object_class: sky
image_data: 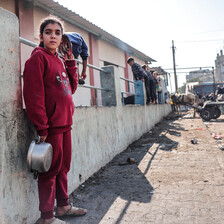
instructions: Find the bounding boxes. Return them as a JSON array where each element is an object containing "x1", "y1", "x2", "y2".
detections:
[{"x1": 56, "y1": 0, "x2": 224, "y2": 91}]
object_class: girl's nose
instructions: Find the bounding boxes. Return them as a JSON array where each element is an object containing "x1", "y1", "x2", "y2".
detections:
[{"x1": 51, "y1": 32, "x2": 56, "y2": 38}]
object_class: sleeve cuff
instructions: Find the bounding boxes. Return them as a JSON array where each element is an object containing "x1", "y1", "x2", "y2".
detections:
[
  {"x1": 37, "y1": 129, "x2": 48, "y2": 136},
  {"x1": 65, "y1": 60, "x2": 76, "y2": 67}
]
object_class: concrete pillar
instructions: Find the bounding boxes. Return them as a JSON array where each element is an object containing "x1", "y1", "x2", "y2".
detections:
[
  {"x1": 0, "y1": 7, "x2": 38, "y2": 224},
  {"x1": 100, "y1": 66, "x2": 122, "y2": 107}
]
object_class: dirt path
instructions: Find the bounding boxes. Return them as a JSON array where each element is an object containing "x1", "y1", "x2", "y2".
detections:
[{"x1": 62, "y1": 110, "x2": 224, "y2": 224}]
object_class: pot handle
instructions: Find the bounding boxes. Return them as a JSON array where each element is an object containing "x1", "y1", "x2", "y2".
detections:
[
  {"x1": 33, "y1": 171, "x2": 39, "y2": 179},
  {"x1": 36, "y1": 136, "x2": 41, "y2": 144}
]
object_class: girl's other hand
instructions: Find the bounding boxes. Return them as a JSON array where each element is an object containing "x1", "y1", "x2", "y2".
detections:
[
  {"x1": 64, "y1": 53, "x2": 74, "y2": 60},
  {"x1": 59, "y1": 34, "x2": 74, "y2": 60},
  {"x1": 40, "y1": 136, "x2": 47, "y2": 142}
]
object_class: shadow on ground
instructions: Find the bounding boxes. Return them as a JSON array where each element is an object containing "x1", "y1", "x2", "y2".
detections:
[
  {"x1": 62, "y1": 112, "x2": 183, "y2": 224},
  {"x1": 204, "y1": 118, "x2": 224, "y2": 123}
]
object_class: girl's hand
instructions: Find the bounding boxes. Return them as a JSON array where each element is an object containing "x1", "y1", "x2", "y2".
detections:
[
  {"x1": 64, "y1": 53, "x2": 74, "y2": 60},
  {"x1": 58, "y1": 34, "x2": 74, "y2": 60},
  {"x1": 40, "y1": 136, "x2": 47, "y2": 142}
]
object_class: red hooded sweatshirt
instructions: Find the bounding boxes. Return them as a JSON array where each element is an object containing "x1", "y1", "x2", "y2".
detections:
[{"x1": 23, "y1": 47, "x2": 78, "y2": 136}]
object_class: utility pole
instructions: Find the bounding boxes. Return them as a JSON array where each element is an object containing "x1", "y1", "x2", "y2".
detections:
[
  {"x1": 212, "y1": 66, "x2": 215, "y2": 95},
  {"x1": 168, "y1": 73, "x2": 173, "y2": 93},
  {"x1": 172, "y1": 40, "x2": 178, "y2": 93}
]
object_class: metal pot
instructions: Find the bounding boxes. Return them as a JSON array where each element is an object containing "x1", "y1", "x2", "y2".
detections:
[{"x1": 27, "y1": 137, "x2": 53, "y2": 174}]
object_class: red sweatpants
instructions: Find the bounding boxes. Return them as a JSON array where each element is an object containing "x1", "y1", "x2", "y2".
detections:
[{"x1": 38, "y1": 130, "x2": 72, "y2": 219}]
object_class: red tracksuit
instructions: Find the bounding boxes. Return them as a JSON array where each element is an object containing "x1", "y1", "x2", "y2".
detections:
[{"x1": 23, "y1": 47, "x2": 78, "y2": 219}]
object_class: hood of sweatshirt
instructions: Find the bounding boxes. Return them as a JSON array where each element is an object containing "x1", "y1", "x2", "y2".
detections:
[{"x1": 31, "y1": 47, "x2": 59, "y2": 57}]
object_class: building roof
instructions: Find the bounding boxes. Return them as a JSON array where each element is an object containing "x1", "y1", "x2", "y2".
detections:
[
  {"x1": 150, "y1": 66, "x2": 168, "y2": 75},
  {"x1": 189, "y1": 69, "x2": 211, "y2": 74},
  {"x1": 33, "y1": 0, "x2": 156, "y2": 63}
]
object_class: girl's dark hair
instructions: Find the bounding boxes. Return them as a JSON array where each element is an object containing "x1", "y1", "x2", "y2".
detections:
[{"x1": 39, "y1": 16, "x2": 64, "y2": 47}]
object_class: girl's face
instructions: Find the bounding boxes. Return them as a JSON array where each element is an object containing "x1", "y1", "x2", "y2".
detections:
[{"x1": 40, "y1": 23, "x2": 62, "y2": 54}]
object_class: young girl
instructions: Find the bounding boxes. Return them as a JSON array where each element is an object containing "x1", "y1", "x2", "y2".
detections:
[{"x1": 23, "y1": 16, "x2": 87, "y2": 224}]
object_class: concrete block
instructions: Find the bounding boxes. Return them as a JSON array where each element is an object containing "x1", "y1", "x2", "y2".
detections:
[{"x1": 134, "y1": 80, "x2": 145, "y2": 105}]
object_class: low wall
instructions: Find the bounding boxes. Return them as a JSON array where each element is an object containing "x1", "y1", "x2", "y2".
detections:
[
  {"x1": 69, "y1": 104, "x2": 171, "y2": 192},
  {"x1": 0, "y1": 8, "x2": 171, "y2": 224}
]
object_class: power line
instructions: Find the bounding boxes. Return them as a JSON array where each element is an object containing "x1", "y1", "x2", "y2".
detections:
[
  {"x1": 176, "y1": 39, "x2": 224, "y2": 43},
  {"x1": 189, "y1": 29, "x2": 224, "y2": 35},
  {"x1": 164, "y1": 66, "x2": 214, "y2": 70},
  {"x1": 169, "y1": 72, "x2": 191, "y2": 74}
]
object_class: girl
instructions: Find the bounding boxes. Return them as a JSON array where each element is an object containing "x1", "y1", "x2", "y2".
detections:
[{"x1": 23, "y1": 16, "x2": 87, "y2": 224}]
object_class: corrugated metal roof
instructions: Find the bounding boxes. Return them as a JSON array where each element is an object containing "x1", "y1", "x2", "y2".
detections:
[{"x1": 33, "y1": 0, "x2": 156, "y2": 62}]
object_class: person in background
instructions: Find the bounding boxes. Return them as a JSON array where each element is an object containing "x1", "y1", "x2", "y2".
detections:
[
  {"x1": 157, "y1": 76, "x2": 162, "y2": 104},
  {"x1": 153, "y1": 71, "x2": 158, "y2": 104},
  {"x1": 144, "y1": 64, "x2": 155, "y2": 104},
  {"x1": 127, "y1": 57, "x2": 145, "y2": 81},
  {"x1": 146, "y1": 66, "x2": 155, "y2": 99},
  {"x1": 142, "y1": 64, "x2": 152, "y2": 104},
  {"x1": 66, "y1": 32, "x2": 88, "y2": 82},
  {"x1": 127, "y1": 57, "x2": 151, "y2": 104},
  {"x1": 216, "y1": 85, "x2": 224, "y2": 95},
  {"x1": 166, "y1": 93, "x2": 172, "y2": 104},
  {"x1": 23, "y1": 16, "x2": 87, "y2": 224},
  {"x1": 216, "y1": 85, "x2": 224, "y2": 101}
]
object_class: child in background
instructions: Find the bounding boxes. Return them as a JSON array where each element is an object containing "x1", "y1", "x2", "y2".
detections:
[
  {"x1": 153, "y1": 71, "x2": 158, "y2": 104},
  {"x1": 23, "y1": 16, "x2": 87, "y2": 224},
  {"x1": 142, "y1": 64, "x2": 151, "y2": 105},
  {"x1": 127, "y1": 57, "x2": 145, "y2": 81},
  {"x1": 157, "y1": 76, "x2": 162, "y2": 104}
]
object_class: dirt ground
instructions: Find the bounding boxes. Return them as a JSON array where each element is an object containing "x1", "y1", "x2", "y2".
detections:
[{"x1": 58, "y1": 109, "x2": 224, "y2": 224}]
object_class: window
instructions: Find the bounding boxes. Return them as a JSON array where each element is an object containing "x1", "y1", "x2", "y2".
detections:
[{"x1": 104, "y1": 61, "x2": 118, "y2": 67}]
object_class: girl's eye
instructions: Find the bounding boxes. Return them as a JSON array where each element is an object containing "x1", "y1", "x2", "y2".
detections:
[
  {"x1": 45, "y1": 31, "x2": 50, "y2": 35},
  {"x1": 56, "y1": 31, "x2": 61, "y2": 35}
]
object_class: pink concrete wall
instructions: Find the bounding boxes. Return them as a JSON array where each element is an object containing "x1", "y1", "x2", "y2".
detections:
[
  {"x1": 88, "y1": 34, "x2": 101, "y2": 106},
  {"x1": 16, "y1": 0, "x2": 34, "y2": 73}
]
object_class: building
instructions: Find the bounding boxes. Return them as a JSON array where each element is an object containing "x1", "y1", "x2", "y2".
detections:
[
  {"x1": 192, "y1": 82, "x2": 224, "y2": 96},
  {"x1": 185, "y1": 82, "x2": 199, "y2": 94},
  {"x1": 0, "y1": 0, "x2": 155, "y2": 106},
  {"x1": 215, "y1": 50, "x2": 224, "y2": 82},
  {"x1": 186, "y1": 69, "x2": 213, "y2": 83}
]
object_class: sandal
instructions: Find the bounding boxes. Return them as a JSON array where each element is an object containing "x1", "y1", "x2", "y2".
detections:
[{"x1": 55, "y1": 204, "x2": 87, "y2": 218}]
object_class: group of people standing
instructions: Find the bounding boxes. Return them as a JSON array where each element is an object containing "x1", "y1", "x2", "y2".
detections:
[{"x1": 127, "y1": 57, "x2": 162, "y2": 105}]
